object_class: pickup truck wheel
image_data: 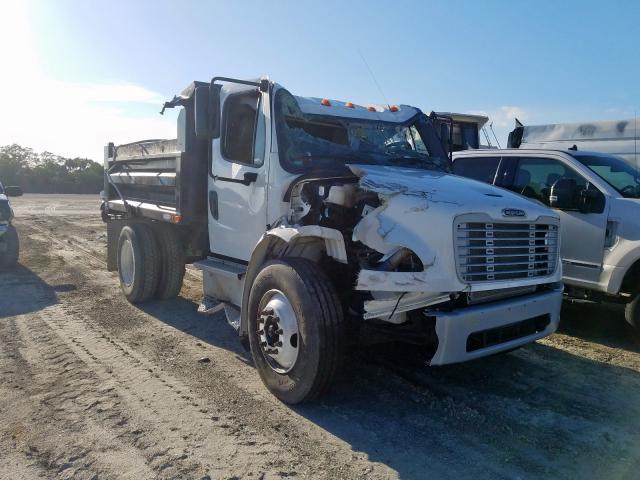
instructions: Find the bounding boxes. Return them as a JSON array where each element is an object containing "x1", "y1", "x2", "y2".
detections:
[
  {"x1": 248, "y1": 258, "x2": 345, "y2": 404},
  {"x1": 117, "y1": 223, "x2": 160, "y2": 303},
  {"x1": 0, "y1": 225, "x2": 19, "y2": 270},
  {"x1": 625, "y1": 294, "x2": 640, "y2": 329},
  {"x1": 154, "y1": 226, "x2": 185, "y2": 300}
]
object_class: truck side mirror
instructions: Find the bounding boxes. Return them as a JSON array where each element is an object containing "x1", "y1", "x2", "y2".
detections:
[
  {"x1": 194, "y1": 86, "x2": 211, "y2": 140},
  {"x1": 549, "y1": 178, "x2": 577, "y2": 209},
  {"x1": 4, "y1": 186, "x2": 23, "y2": 197},
  {"x1": 578, "y1": 188, "x2": 605, "y2": 214}
]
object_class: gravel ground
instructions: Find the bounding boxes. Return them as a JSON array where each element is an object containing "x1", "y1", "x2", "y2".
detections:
[{"x1": 2, "y1": 194, "x2": 640, "y2": 479}]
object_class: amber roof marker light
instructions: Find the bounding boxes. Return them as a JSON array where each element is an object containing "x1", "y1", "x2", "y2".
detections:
[{"x1": 320, "y1": 98, "x2": 331, "y2": 106}]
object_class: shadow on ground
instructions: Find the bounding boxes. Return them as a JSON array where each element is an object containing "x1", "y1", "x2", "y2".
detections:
[
  {"x1": 559, "y1": 301, "x2": 640, "y2": 353},
  {"x1": 137, "y1": 297, "x2": 252, "y2": 364},
  {"x1": 0, "y1": 264, "x2": 75, "y2": 317}
]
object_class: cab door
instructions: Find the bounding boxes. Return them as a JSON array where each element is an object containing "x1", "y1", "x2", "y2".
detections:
[
  {"x1": 208, "y1": 82, "x2": 270, "y2": 261},
  {"x1": 505, "y1": 155, "x2": 609, "y2": 285}
]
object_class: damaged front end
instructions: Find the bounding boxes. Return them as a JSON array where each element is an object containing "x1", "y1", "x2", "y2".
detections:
[
  {"x1": 279, "y1": 161, "x2": 563, "y2": 365},
  {"x1": 269, "y1": 88, "x2": 562, "y2": 365}
]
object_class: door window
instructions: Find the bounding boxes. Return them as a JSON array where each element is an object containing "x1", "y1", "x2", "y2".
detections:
[
  {"x1": 409, "y1": 125, "x2": 429, "y2": 154},
  {"x1": 222, "y1": 91, "x2": 261, "y2": 165},
  {"x1": 452, "y1": 157, "x2": 500, "y2": 184},
  {"x1": 511, "y1": 157, "x2": 597, "y2": 208}
]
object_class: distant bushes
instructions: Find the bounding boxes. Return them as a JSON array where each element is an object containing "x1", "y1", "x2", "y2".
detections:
[{"x1": 0, "y1": 144, "x2": 102, "y2": 194}]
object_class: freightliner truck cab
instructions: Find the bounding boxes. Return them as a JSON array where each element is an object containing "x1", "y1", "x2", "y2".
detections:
[{"x1": 103, "y1": 77, "x2": 563, "y2": 403}]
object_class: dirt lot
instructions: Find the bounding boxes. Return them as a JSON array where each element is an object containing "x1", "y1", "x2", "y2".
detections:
[{"x1": 2, "y1": 194, "x2": 640, "y2": 479}]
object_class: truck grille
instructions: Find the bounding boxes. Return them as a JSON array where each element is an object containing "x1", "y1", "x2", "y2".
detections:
[{"x1": 455, "y1": 219, "x2": 558, "y2": 283}]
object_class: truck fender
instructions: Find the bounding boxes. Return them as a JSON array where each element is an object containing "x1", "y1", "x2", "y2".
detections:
[
  {"x1": 614, "y1": 251, "x2": 640, "y2": 294},
  {"x1": 263, "y1": 225, "x2": 348, "y2": 264},
  {"x1": 238, "y1": 225, "x2": 347, "y2": 337}
]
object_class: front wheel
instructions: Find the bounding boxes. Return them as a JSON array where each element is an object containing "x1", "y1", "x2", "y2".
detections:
[
  {"x1": 0, "y1": 225, "x2": 19, "y2": 270},
  {"x1": 248, "y1": 258, "x2": 345, "y2": 404}
]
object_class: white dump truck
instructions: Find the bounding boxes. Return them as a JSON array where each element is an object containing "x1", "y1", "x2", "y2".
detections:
[
  {"x1": 0, "y1": 181, "x2": 22, "y2": 270},
  {"x1": 102, "y1": 77, "x2": 563, "y2": 403}
]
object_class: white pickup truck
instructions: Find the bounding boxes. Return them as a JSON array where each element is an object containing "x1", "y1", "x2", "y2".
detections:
[
  {"x1": 102, "y1": 77, "x2": 563, "y2": 403},
  {"x1": 453, "y1": 148, "x2": 640, "y2": 328},
  {"x1": 0, "y1": 181, "x2": 21, "y2": 270}
]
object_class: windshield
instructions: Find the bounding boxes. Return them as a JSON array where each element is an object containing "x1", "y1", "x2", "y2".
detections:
[
  {"x1": 572, "y1": 153, "x2": 640, "y2": 198},
  {"x1": 274, "y1": 89, "x2": 448, "y2": 173}
]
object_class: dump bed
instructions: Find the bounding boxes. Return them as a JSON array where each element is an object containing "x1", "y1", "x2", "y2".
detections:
[{"x1": 104, "y1": 88, "x2": 209, "y2": 226}]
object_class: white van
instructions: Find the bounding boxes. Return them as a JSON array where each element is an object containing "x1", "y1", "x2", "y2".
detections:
[{"x1": 452, "y1": 148, "x2": 640, "y2": 328}]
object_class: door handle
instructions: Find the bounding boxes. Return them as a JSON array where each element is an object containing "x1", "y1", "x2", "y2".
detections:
[{"x1": 209, "y1": 190, "x2": 219, "y2": 220}]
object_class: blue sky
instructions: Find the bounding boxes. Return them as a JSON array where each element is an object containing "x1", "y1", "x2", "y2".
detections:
[{"x1": 1, "y1": 0, "x2": 638, "y2": 160}]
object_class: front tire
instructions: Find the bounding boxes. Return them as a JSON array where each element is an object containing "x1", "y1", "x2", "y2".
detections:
[
  {"x1": 0, "y1": 225, "x2": 19, "y2": 270},
  {"x1": 117, "y1": 223, "x2": 160, "y2": 303},
  {"x1": 248, "y1": 258, "x2": 345, "y2": 404}
]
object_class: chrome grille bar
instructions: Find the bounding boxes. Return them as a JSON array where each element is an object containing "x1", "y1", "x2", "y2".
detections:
[{"x1": 455, "y1": 219, "x2": 559, "y2": 283}]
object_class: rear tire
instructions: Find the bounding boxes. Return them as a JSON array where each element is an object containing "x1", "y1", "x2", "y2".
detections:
[
  {"x1": 248, "y1": 258, "x2": 345, "y2": 404},
  {"x1": 625, "y1": 293, "x2": 640, "y2": 329},
  {"x1": 154, "y1": 226, "x2": 185, "y2": 300},
  {"x1": 0, "y1": 225, "x2": 19, "y2": 270},
  {"x1": 117, "y1": 223, "x2": 160, "y2": 303}
]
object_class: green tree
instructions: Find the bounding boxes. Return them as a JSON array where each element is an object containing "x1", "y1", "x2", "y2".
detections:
[{"x1": 0, "y1": 144, "x2": 103, "y2": 194}]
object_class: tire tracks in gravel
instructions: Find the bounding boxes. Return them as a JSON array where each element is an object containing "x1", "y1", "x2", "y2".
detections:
[
  {"x1": 28, "y1": 304, "x2": 291, "y2": 479},
  {"x1": 6, "y1": 219, "x2": 398, "y2": 479}
]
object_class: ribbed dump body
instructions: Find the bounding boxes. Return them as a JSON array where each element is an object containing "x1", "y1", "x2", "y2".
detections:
[
  {"x1": 104, "y1": 107, "x2": 209, "y2": 225},
  {"x1": 455, "y1": 217, "x2": 559, "y2": 283}
]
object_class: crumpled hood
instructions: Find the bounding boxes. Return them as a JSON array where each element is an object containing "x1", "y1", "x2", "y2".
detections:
[
  {"x1": 348, "y1": 164, "x2": 556, "y2": 222},
  {"x1": 349, "y1": 163, "x2": 561, "y2": 293}
]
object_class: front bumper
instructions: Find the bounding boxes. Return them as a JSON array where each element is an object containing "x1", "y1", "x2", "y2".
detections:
[{"x1": 429, "y1": 285, "x2": 563, "y2": 365}]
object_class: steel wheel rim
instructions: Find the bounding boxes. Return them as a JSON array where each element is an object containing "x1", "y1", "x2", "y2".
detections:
[
  {"x1": 257, "y1": 289, "x2": 299, "y2": 374},
  {"x1": 120, "y1": 239, "x2": 135, "y2": 287}
]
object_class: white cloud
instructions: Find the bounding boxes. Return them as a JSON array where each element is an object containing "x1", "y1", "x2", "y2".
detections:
[
  {"x1": 470, "y1": 106, "x2": 529, "y2": 128},
  {"x1": 0, "y1": 1, "x2": 176, "y2": 161},
  {"x1": 0, "y1": 79, "x2": 177, "y2": 161}
]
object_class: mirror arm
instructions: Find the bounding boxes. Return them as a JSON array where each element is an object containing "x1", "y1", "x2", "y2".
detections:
[{"x1": 213, "y1": 172, "x2": 258, "y2": 186}]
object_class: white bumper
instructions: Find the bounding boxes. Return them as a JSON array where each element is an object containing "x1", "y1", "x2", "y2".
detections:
[{"x1": 429, "y1": 285, "x2": 563, "y2": 366}]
